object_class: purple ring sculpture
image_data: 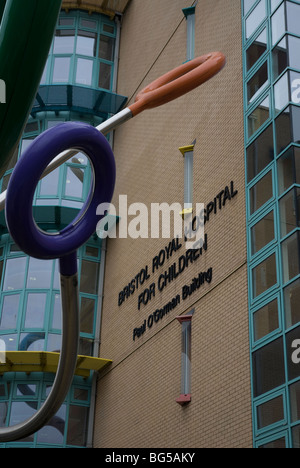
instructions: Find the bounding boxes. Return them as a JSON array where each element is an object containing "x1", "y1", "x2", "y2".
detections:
[
  {"x1": 5, "y1": 121, "x2": 116, "y2": 274},
  {"x1": 0, "y1": 122, "x2": 115, "y2": 442}
]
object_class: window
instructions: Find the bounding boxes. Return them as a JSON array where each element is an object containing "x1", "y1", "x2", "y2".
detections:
[
  {"x1": 26, "y1": 258, "x2": 52, "y2": 289},
  {"x1": 245, "y1": 0, "x2": 267, "y2": 40},
  {"x1": 247, "y1": 61, "x2": 269, "y2": 104},
  {"x1": 253, "y1": 298, "x2": 279, "y2": 342},
  {"x1": 246, "y1": 28, "x2": 267, "y2": 72},
  {"x1": 249, "y1": 170, "x2": 273, "y2": 215},
  {"x1": 274, "y1": 70, "x2": 300, "y2": 113},
  {"x1": 257, "y1": 435, "x2": 287, "y2": 448},
  {"x1": 251, "y1": 210, "x2": 275, "y2": 255},
  {"x1": 277, "y1": 146, "x2": 300, "y2": 196},
  {"x1": 256, "y1": 394, "x2": 285, "y2": 430},
  {"x1": 281, "y1": 231, "x2": 300, "y2": 284},
  {"x1": 271, "y1": 2, "x2": 285, "y2": 46},
  {"x1": 279, "y1": 187, "x2": 300, "y2": 237},
  {"x1": 80, "y1": 260, "x2": 99, "y2": 295},
  {"x1": 44, "y1": 12, "x2": 116, "y2": 91},
  {"x1": 52, "y1": 57, "x2": 71, "y2": 83},
  {"x1": 290, "y1": 380, "x2": 300, "y2": 422},
  {"x1": 253, "y1": 337, "x2": 285, "y2": 397},
  {"x1": 244, "y1": 0, "x2": 257, "y2": 16},
  {"x1": 275, "y1": 106, "x2": 300, "y2": 156},
  {"x1": 76, "y1": 30, "x2": 98, "y2": 57},
  {"x1": 75, "y1": 58, "x2": 93, "y2": 86},
  {"x1": 252, "y1": 253, "x2": 277, "y2": 298},
  {"x1": 284, "y1": 278, "x2": 300, "y2": 328},
  {"x1": 53, "y1": 29, "x2": 75, "y2": 54},
  {"x1": 98, "y1": 62, "x2": 112, "y2": 90},
  {"x1": 273, "y1": 35, "x2": 300, "y2": 80},
  {"x1": 3, "y1": 257, "x2": 26, "y2": 291},
  {"x1": 248, "y1": 94, "x2": 270, "y2": 139},
  {"x1": 0, "y1": 294, "x2": 20, "y2": 330},
  {"x1": 24, "y1": 293, "x2": 47, "y2": 329},
  {"x1": 247, "y1": 124, "x2": 274, "y2": 182},
  {"x1": 80, "y1": 297, "x2": 95, "y2": 335}
]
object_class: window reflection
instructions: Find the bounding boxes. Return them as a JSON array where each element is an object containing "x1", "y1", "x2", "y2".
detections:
[
  {"x1": 252, "y1": 253, "x2": 277, "y2": 298},
  {"x1": 257, "y1": 395, "x2": 284, "y2": 430},
  {"x1": 282, "y1": 232, "x2": 300, "y2": 284},
  {"x1": 247, "y1": 124, "x2": 274, "y2": 182},
  {"x1": 67, "y1": 405, "x2": 88, "y2": 446},
  {"x1": 99, "y1": 62, "x2": 112, "y2": 90},
  {"x1": 286, "y1": 1, "x2": 300, "y2": 36},
  {"x1": 271, "y1": 2, "x2": 285, "y2": 46},
  {"x1": 24, "y1": 293, "x2": 47, "y2": 329},
  {"x1": 253, "y1": 337, "x2": 285, "y2": 397},
  {"x1": 65, "y1": 166, "x2": 85, "y2": 198},
  {"x1": 47, "y1": 333, "x2": 61, "y2": 353},
  {"x1": 19, "y1": 333, "x2": 45, "y2": 351},
  {"x1": 248, "y1": 95, "x2": 270, "y2": 138},
  {"x1": 0, "y1": 294, "x2": 20, "y2": 330},
  {"x1": 246, "y1": 28, "x2": 267, "y2": 72},
  {"x1": 76, "y1": 30, "x2": 97, "y2": 57},
  {"x1": 53, "y1": 29, "x2": 75, "y2": 54},
  {"x1": 246, "y1": 0, "x2": 266, "y2": 40},
  {"x1": 250, "y1": 170, "x2": 273, "y2": 215},
  {"x1": 271, "y1": 0, "x2": 283, "y2": 12},
  {"x1": 52, "y1": 293, "x2": 61, "y2": 330},
  {"x1": 276, "y1": 106, "x2": 300, "y2": 156},
  {"x1": 279, "y1": 188, "x2": 300, "y2": 237},
  {"x1": 244, "y1": 0, "x2": 258, "y2": 16},
  {"x1": 274, "y1": 70, "x2": 300, "y2": 113},
  {"x1": 3, "y1": 257, "x2": 26, "y2": 291},
  {"x1": 80, "y1": 297, "x2": 95, "y2": 334},
  {"x1": 75, "y1": 58, "x2": 93, "y2": 86},
  {"x1": 80, "y1": 260, "x2": 99, "y2": 295},
  {"x1": 253, "y1": 298, "x2": 279, "y2": 341},
  {"x1": 247, "y1": 61, "x2": 268, "y2": 104},
  {"x1": 26, "y1": 258, "x2": 52, "y2": 289},
  {"x1": 251, "y1": 210, "x2": 275, "y2": 255},
  {"x1": 39, "y1": 167, "x2": 60, "y2": 197},
  {"x1": 99, "y1": 35, "x2": 115, "y2": 61},
  {"x1": 9, "y1": 402, "x2": 36, "y2": 442},
  {"x1": 53, "y1": 57, "x2": 71, "y2": 83},
  {"x1": 284, "y1": 278, "x2": 300, "y2": 328},
  {"x1": 37, "y1": 404, "x2": 66, "y2": 445}
]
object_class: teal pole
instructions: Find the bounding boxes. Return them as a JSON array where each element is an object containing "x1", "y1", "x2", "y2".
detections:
[{"x1": 0, "y1": 0, "x2": 62, "y2": 177}]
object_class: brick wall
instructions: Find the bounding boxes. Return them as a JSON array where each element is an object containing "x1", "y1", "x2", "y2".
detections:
[{"x1": 93, "y1": 0, "x2": 252, "y2": 448}]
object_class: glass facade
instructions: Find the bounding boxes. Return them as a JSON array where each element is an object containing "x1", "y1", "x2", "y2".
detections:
[
  {"x1": 243, "y1": 0, "x2": 300, "y2": 448},
  {"x1": 0, "y1": 8, "x2": 118, "y2": 448}
]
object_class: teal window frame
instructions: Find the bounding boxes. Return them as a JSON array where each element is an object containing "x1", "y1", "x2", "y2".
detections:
[
  {"x1": 0, "y1": 233, "x2": 102, "y2": 352},
  {"x1": 250, "y1": 292, "x2": 282, "y2": 347},
  {"x1": 255, "y1": 429, "x2": 289, "y2": 447},
  {"x1": 254, "y1": 388, "x2": 287, "y2": 437},
  {"x1": 242, "y1": 0, "x2": 300, "y2": 448},
  {"x1": 0, "y1": 373, "x2": 92, "y2": 448},
  {"x1": 42, "y1": 10, "x2": 116, "y2": 91}
]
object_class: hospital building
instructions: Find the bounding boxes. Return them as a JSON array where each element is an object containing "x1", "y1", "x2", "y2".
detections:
[{"x1": 0, "y1": 0, "x2": 300, "y2": 448}]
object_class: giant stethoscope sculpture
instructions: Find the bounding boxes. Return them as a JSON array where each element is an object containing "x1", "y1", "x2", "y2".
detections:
[{"x1": 0, "y1": 52, "x2": 226, "y2": 441}]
